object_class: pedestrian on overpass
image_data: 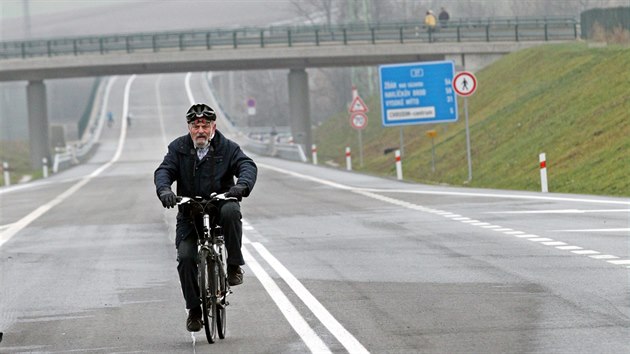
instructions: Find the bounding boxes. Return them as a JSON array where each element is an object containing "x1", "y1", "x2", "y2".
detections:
[
  {"x1": 154, "y1": 103, "x2": 257, "y2": 332},
  {"x1": 439, "y1": 7, "x2": 450, "y2": 28},
  {"x1": 424, "y1": 10, "x2": 437, "y2": 38}
]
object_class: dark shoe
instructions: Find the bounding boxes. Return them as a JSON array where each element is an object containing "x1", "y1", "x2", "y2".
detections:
[
  {"x1": 227, "y1": 265, "x2": 244, "y2": 286},
  {"x1": 186, "y1": 306, "x2": 202, "y2": 332}
]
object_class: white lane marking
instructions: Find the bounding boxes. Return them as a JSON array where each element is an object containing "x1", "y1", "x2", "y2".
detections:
[
  {"x1": 250, "y1": 241, "x2": 370, "y2": 354},
  {"x1": 553, "y1": 228, "x2": 630, "y2": 232},
  {"x1": 571, "y1": 250, "x2": 600, "y2": 255},
  {"x1": 185, "y1": 72, "x2": 195, "y2": 104},
  {"x1": 608, "y1": 260, "x2": 630, "y2": 265},
  {"x1": 241, "y1": 240, "x2": 331, "y2": 354},
  {"x1": 504, "y1": 231, "x2": 525, "y2": 235},
  {"x1": 486, "y1": 209, "x2": 630, "y2": 214},
  {"x1": 493, "y1": 228, "x2": 513, "y2": 232},
  {"x1": 366, "y1": 188, "x2": 630, "y2": 206},
  {"x1": 154, "y1": 74, "x2": 168, "y2": 147},
  {"x1": 541, "y1": 241, "x2": 566, "y2": 246},
  {"x1": 589, "y1": 255, "x2": 619, "y2": 260},
  {"x1": 514, "y1": 234, "x2": 539, "y2": 238},
  {"x1": 556, "y1": 246, "x2": 583, "y2": 250},
  {"x1": 0, "y1": 75, "x2": 136, "y2": 249},
  {"x1": 0, "y1": 223, "x2": 16, "y2": 231},
  {"x1": 528, "y1": 238, "x2": 554, "y2": 242}
]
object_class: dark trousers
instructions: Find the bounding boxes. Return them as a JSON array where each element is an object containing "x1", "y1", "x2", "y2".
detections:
[{"x1": 176, "y1": 201, "x2": 244, "y2": 309}]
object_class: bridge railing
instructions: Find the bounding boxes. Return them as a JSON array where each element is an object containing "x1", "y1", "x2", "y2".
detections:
[{"x1": 0, "y1": 16, "x2": 578, "y2": 60}]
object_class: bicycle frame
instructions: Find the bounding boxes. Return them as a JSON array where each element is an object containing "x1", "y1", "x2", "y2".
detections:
[
  {"x1": 177, "y1": 193, "x2": 233, "y2": 343},
  {"x1": 201, "y1": 212, "x2": 229, "y2": 299}
]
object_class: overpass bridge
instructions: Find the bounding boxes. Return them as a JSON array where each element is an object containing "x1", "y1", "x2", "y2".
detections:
[{"x1": 0, "y1": 16, "x2": 579, "y2": 168}]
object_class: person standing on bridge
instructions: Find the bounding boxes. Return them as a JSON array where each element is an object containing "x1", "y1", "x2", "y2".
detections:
[
  {"x1": 424, "y1": 10, "x2": 437, "y2": 39},
  {"x1": 154, "y1": 103, "x2": 257, "y2": 332},
  {"x1": 438, "y1": 7, "x2": 450, "y2": 28}
]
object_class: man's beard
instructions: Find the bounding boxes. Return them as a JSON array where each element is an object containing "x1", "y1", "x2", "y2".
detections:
[
  {"x1": 194, "y1": 138, "x2": 209, "y2": 149},
  {"x1": 193, "y1": 131, "x2": 214, "y2": 148}
]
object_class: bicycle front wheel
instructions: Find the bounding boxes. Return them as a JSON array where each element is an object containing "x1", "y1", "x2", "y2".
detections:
[
  {"x1": 216, "y1": 263, "x2": 227, "y2": 339},
  {"x1": 200, "y1": 249, "x2": 217, "y2": 344},
  {"x1": 210, "y1": 258, "x2": 227, "y2": 339}
]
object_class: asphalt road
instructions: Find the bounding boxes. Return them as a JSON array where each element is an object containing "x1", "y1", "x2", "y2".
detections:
[{"x1": 1, "y1": 73, "x2": 629, "y2": 353}]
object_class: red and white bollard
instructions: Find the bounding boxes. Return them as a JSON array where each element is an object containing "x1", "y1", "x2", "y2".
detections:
[
  {"x1": 311, "y1": 144, "x2": 318, "y2": 165},
  {"x1": 539, "y1": 153, "x2": 548, "y2": 193},
  {"x1": 345, "y1": 147, "x2": 352, "y2": 171},
  {"x1": 395, "y1": 149, "x2": 403, "y2": 180}
]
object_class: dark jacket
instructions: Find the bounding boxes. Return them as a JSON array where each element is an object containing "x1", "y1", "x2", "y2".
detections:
[{"x1": 154, "y1": 130, "x2": 257, "y2": 246}]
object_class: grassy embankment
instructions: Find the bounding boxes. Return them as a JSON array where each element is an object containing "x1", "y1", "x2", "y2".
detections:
[{"x1": 314, "y1": 43, "x2": 630, "y2": 197}]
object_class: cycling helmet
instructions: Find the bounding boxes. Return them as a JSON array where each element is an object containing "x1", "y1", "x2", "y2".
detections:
[{"x1": 186, "y1": 103, "x2": 216, "y2": 123}]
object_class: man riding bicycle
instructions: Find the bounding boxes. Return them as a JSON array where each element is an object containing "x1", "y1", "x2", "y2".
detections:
[{"x1": 154, "y1": 103, "x2": 257, "y2": 332}]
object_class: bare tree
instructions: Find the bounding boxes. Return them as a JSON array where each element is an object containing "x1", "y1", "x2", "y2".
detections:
[{"x1": 290, "y1": 0, "x2": 336, "y2": 27}]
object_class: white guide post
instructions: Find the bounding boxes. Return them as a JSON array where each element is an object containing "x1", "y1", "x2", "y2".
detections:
[
  {"x1": 311, "y1": 144, "x2": 318, "y2": 165},
  {"x1": 2, "y1": 162, "x2": 10, "y2": 186},
  {"x1": 345, "y1": 147, "x2": 352, "y2": 171},
  {"x1": 42, "y1": 158, "x2": 49, "y2": 178},
  {"x1": 395, "y1": 149, "x2": 403, "y2": 180},
  {"x1": 539, "y1": 153, "x2": 548, "y2": 193}
]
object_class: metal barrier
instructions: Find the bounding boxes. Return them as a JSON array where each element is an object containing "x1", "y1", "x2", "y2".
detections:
[{"x1": 0, "y1": 16, "x2": 579, "y2": 60}]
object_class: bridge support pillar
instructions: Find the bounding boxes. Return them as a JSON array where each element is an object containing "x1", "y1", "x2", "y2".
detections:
[
  {"x1": 27, "y1": 80, "x2": 50, "y2": 169},
  {"x1": 288, "y1": 68, "x2": 311, "y2": 156}
]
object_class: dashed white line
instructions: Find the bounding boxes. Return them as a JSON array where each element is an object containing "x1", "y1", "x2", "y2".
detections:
[
  {"x1": 554, "y1": 228, "x2": 630, "y2": 232},
  {"x1": 486, "y1": 209, "x2": 630, "y2": 214},
  {"x1": 571, "y1": 250, "x2": 600, "y2": 255},
  {"x1": 257, "y1": 162, "x2": 630, "y2": 268},
  {"x1": 556, "y1": 246, "x2": 583, "y2": 250},
  {"x1": 589, "y1": 255, "x2": 619, "y2": 260},
  {"x1": 607, "y1": 260, "x2": 630, "y2": 265},
  {"x1": 541, "y1": 241, "x2": 567, "y2": 246},
  {"x1": 514, "y1": 234, "x2": 538, "y2": 238}
]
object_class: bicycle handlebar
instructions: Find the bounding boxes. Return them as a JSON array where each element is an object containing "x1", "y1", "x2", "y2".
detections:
[{"x1": 176, "y1": 193, "x2": 237, "y2": 206}]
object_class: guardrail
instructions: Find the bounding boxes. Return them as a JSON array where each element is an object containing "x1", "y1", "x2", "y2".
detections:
[{"x1": 0, "y1": 16, "x2": 579, "y2": 60}]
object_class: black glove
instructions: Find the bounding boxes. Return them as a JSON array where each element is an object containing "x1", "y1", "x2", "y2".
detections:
[
  {"x1": 159, "y1": 188, "x2": 177, "y2": 208},
  {"x1": 225, "y1": 184, "x2": 249, "y2": 200}
]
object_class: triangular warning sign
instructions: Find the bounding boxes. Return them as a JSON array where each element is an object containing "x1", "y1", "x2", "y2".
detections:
[{"x1": 349, "y1": 96, "x2": 369, "y2": 113}]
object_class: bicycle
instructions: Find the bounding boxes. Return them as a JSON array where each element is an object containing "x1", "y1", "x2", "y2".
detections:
[{"x1": 177, "y1": 193, "x2": 234, "y2": 344}]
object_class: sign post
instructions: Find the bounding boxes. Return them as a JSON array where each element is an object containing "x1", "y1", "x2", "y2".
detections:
[
  {"x1": 349, "y1": 89, "x2": 369, "y2": 167},
  {"x1": 426, "y1": 130, "x2": 437, "y2": 172},
  {"x1": 247, "y1": 97, "x2": 256, "y2": 116},
  {"x1": 453, "y1": 71, "x2": 477, "y2": 182}
]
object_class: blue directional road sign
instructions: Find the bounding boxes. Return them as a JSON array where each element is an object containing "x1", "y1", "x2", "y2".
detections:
[{"x1": 379, "y1": 60, "x2": 457, "y2": 126}]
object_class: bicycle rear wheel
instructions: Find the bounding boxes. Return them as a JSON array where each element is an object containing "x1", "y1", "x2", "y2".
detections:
[{"x1": 199, "y1": 249, "x2": 217, "y2": 344}]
